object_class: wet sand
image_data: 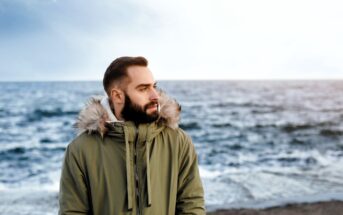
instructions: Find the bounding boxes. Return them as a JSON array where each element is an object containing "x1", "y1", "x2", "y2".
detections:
[
  {"x1": 208, "y1": 201, "x2": 343, "y2": 215},
  {"x1": 1, "y1": 190, "x2": 343, "y2": 215}
]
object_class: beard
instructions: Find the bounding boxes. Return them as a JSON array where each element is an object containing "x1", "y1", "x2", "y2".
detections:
[{"x1": 121, "y1": 93, "x2": 159, "y2": 124}]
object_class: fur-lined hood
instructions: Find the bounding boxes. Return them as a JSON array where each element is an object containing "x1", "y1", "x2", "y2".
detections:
[{"x1": 75, "y1": 91, "x2": 181, "y2": 136}]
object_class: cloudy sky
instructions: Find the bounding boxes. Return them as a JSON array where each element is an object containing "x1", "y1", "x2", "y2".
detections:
[{"x1": 0, "y1": 0, "x2": 342, "y2": 81}]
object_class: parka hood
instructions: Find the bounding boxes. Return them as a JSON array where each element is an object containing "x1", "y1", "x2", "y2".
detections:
[{"x1": 74, "y1": 91, "x2": 181, "y2": 136}]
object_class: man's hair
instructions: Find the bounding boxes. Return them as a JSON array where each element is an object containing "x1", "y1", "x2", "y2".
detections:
[{"x1": 103, "y1": 56, "x2": 148, "y2": 96}]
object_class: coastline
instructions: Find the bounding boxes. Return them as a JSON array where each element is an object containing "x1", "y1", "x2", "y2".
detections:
[
  {"x1": 207, "y1": 192, "x2": 343, "y2": 214},
  {"x1": 1, "y1": 190, "x2": 343, "y2": 215},
  {"x1": 208, "y1": 201, "x2": 343, "y2": 215}
]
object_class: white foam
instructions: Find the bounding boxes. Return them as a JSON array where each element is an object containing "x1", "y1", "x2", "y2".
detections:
[
  {"x1": 40, "y1": 169, "x2": 61, "y2": 191},
  {"x1": 0, "y1": 182, "x2": 7, "y2": 191},
  {"x1": 0, "y1": 169, "x2": 62, "y2": 192},
  {"x1": 201, "y1": 165, "x2": 343, "y2": 208},
  {"x1": 199, "y1": 166, "x2": 222, "y2": 179}
]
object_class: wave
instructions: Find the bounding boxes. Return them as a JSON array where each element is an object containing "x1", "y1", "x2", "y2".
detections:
[
  {"x1": 180, "y1": 122, "x2": 201, "y2": 130},
  {"x1": 0, "y1": 108, "x2": 10, "y2": 118},
  {"x1": 320, "y1": 129, "x2": 343, "y2": 137},
  {"x1": 212, "y1": 123, "x2": 233, "y2": 128},
  {"x1": 281, "y1": 122, "x2": 332, "y2": 133},
  {"x1": 26, "y1": 108, "x2": 78, "y2": 122},
  {"x1": 210, "y1": 101, "x2": 283, "y2": 110},
  {"x1": 1, "y1": 147, "x2": 26, "y2": 155},
  {"x1": 40, "y1": 138, "x2": 58, "y2": 144},
  {"x1": 281, "y1": 124, "x2": 314, "y2": 132},
  {"x1": 0, "y1": 145, "x2": 66, "y2": 161}
]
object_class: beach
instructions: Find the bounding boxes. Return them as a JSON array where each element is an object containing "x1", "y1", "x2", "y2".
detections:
[
  {"x1": 1, "y1": 190, "x2": 343, "y2": 215},
  {"x1": 209, "y1": 201, "x2": 343, "y2": 215}
]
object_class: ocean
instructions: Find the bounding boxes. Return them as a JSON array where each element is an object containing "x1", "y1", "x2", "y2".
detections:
[{"x1": 1, "y1": 81, "x2": 343, "y2": 214}]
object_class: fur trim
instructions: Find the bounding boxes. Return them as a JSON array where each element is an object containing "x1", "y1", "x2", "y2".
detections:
[
  {"x1": 74, "y1": 96, "x2": 109, "y2": 136},
  {"x1": 157, "y1": 91, "x2": 181, "y2": 129},
  {"x1": 74, "y1": 92, "x2": 181, "y2": 135}
]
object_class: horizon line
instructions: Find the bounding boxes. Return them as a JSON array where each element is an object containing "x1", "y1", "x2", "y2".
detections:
[{"x1": 1, "y1": 78, "x2": 343, "y2": 82}]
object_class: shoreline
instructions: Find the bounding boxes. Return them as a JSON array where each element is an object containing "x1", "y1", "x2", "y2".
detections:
[
  {"x1": 208, "y1": 201, "x2": 343, "y2": 215},
  {"x1": 1, "y1": 190, "x2": 343, "y2": 215},
  {"x1": 206, "y1": 192, "x2": 343, "y2": 212}
]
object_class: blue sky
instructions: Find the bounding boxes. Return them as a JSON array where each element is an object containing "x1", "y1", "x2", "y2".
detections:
[{"x1": 0, "y1": 0, "x2": 343, "y2": 81}]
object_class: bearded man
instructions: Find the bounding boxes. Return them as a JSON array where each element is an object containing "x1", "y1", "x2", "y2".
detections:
[{"x1": 58, "y1": 56, "x2": 205, "y2": 215}]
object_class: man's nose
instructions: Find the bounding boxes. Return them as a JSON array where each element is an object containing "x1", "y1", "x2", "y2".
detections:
[{"x1": 150, "y1": 88, "x2": 159, "y2": 101}]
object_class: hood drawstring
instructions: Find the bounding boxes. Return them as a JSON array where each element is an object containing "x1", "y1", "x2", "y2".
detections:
[
  {"x1": 123, "y1": 124, "x2": 154, "y2": 210},
  {"x1": 123, "y1": 126, "x2": 133, "y2": 210},
  {"x1": 146, "y1": 140, "x2": 152, "y2": 207}
]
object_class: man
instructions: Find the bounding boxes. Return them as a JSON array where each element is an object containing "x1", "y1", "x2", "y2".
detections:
[{"x1": 59, "y1": 56, "x2": 205, "y2": 214}]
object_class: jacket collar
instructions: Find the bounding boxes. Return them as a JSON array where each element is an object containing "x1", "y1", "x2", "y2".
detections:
[{"x1": 74, "y1": 90, "x2": 181, "y2": 136}]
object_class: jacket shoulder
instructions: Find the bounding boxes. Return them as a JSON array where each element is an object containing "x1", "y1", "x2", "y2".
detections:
[
  {"x1": 67, "y1": 132, "x2": 101, "y2": 155},
  {"x1": 162, "y1": 126, "x2": 193, "y2": 148},
  {"x1": 63, "y1": 132, "x2": 102, "y2": 173}
]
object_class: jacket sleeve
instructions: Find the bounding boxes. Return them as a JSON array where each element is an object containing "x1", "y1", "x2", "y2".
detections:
[
  {"x1": 59, "y1": 142, "x2": 90, "y2": 215},
  {"x1": 176, "y1": 133, "x2": 206, "y2": 214}
]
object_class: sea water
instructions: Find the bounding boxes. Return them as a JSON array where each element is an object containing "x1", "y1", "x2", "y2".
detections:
[{"x1": 1, "y1": 81, "x2": 343, "y2": 213}]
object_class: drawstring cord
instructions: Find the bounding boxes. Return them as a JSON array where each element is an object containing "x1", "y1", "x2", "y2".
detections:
[
  {"x1": 146, "y1": 140, "x2": 152, "y2": 207},
  {"x1": 124, "y1": 126, "x2": 133, "y2": 210},
  {"x1": 123, "y1": 124, "x2": 153, "y2": 210}
]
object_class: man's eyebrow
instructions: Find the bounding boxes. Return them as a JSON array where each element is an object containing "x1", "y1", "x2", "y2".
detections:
[{"x1": 135, "y1": 82, "x2": 157, "y2": 89}]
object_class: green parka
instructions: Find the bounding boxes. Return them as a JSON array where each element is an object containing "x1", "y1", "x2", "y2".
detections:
[{"x1": 59, "y1": 93, "x2": 205, "y2": 215}]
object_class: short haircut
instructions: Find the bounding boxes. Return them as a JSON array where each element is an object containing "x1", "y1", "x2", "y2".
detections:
[{"x1": 103, "y1": 56, "x2": 148, "y2": 96}]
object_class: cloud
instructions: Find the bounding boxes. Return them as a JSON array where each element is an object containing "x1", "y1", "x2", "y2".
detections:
[
  {"x1": 0, "y1": 0, "x2": 162, "y2": 80},
  {"x1": 0, "y1": 0, "x2": 343, "y2": 80}
]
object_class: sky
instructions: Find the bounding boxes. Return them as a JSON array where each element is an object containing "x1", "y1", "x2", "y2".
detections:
[{"x1": 0, "y1": 0, "x2": 343, "y2": 81}]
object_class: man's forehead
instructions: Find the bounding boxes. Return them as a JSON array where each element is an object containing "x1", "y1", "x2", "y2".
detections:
[{"x1": 126, "y1": 66, "x2": 155, "y2": 86}]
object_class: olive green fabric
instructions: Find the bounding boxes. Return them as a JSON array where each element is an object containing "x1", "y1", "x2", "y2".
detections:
[{"x1": 59, "y1": 120, "x2": 205, "y2": 214}]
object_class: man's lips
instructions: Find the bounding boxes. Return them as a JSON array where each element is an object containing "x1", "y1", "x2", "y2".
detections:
[
  {"x1": 147, "y1": 104, "x2": 158, "y2": 109},
  {"x1": 146, "y1": 103, "x2": 159, "y2": 110}
]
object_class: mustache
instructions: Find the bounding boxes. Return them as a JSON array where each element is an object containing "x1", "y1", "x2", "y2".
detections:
[{"x1": 145, "y1": 101, "x2": 159, "y2": 109}]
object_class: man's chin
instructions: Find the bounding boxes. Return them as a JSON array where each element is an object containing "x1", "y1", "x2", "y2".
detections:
[
  {"x1": 147, "y1": 113, "x2": 159, "y2": 120},
  {"x1": 146, "y1": 109, "x2": 158, "y2": 115},
  {"x1": 145, "y1": 110, "x2": 159, "y2": 120}
]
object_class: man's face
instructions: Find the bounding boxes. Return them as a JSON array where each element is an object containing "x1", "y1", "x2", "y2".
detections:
[{"x1": 120, "y1": 66, "x2": 160, "y2": 124}]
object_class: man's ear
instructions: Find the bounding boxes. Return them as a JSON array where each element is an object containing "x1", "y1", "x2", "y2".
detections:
[{"x1": 110, "y1": 88, "x2": 125, "y2": 104}]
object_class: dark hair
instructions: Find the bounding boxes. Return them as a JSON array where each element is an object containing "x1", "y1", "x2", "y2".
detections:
[{"x1": 103, "y1": 56, "x2": 148, "y2": 96}]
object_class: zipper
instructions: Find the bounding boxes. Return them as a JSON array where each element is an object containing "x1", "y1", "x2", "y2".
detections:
[{"x1": 134, "y1": 126, "x2": 141, "y2": 215}]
